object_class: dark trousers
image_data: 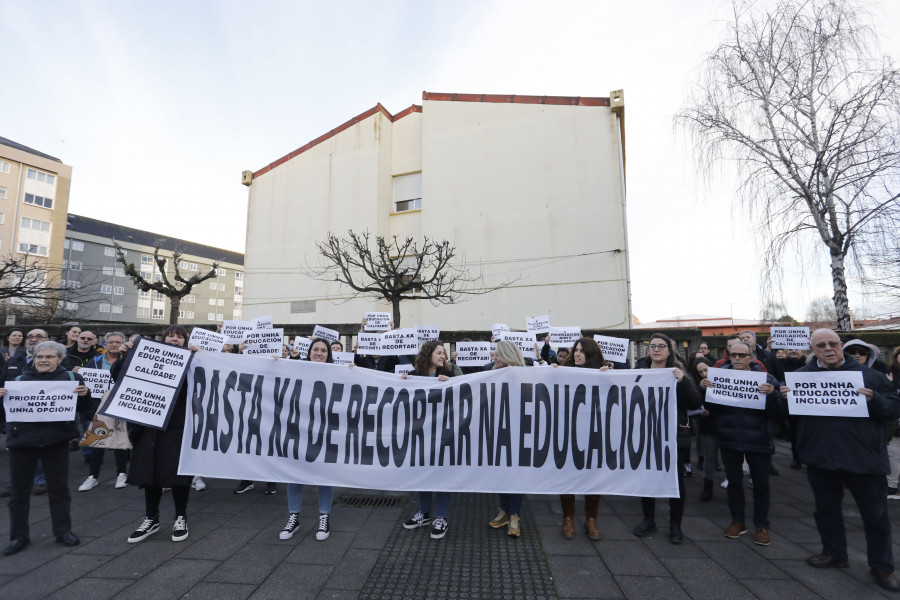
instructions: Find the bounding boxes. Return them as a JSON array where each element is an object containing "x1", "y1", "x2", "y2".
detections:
[
  {"x1": 145, "y1": 486, "x2": 190, "y2": 518},
  {"x1": 8, "y1": 441, "x2": 71, "y2": 538},
  {"x1": 806, "y1": 465, "x2": 894, "y2": 572},
  {"x1": 642, "y1": 447, "x2": 687, "y2": 525},
  {"x1": 88, "y1": 448, "x2": 129, "y2": 478},
  {"x1": 721, "y1": 448, "x2": 770, "y2": 529}
]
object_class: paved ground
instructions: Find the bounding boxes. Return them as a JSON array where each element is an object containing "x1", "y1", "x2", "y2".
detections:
[{"x1": 1, "y1": 440, "x2": 899, "y2": 599}]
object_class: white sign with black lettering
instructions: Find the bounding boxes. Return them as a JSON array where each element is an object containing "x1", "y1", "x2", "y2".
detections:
[
  {"x1": 594, "y1": 335, "x2": 630, "y2": 364},
  {"x1": 78, "y1": 367, "x2": 114, "y2": 397},
  {"x1": 491, "y1": 323, "x2": 510, "y2": 339},
  {"x1": 3, "y1": 381, "x2": 78, "y2": 423},
  {"x1": 364, "y1": 312, "x2": 391, "y2": 332},
  {"x1": 770, "y1": 327, "x2": 811, "y2": 349},
  {"x1": 244, "y1": 328, "x2": 285, "y2": 357},
  {"x1": 380, "y1": 329, "x2": 419, "y2": 356},
  {"x1": 312, "y1": 325, "x2": 339, "y2": 344},
  {"x1": 188, "y1": 328, "x2": 227, "y2": 353},
  {"x1": 550, "y1": 327, "x2": 581, "y2": 347},
  {"x1": 526, "y1": 315, "x2": 551, "y2": 335},
  {"x1": 455, "y1": 342, "x2": 492, "y2": 366},
  {"x1": 292, "y1": 337, "x2": 311, "y2": 359},
  {"x1": 416, "y1": 325, "x2": 440, "y2": 343},
  {"x1": 394, "y1": 364, "x2": 415, "y2": 376},
  {"x1": 252, "y1": 315, "x2": 274, "y2": 330},
  {"x1": 705, "y1": 367, "x2": 767, "y2": 410},
  {"x1": 785, "y1": 371, "x2": 868, "y2": 417},
  {"x1": 222, "y1": 320, "x2": 255, "y2": 344},
  {"x1": 498, "y1": 332, "x2": 537, "y2": 359},
  {"x1": 356, "y1": 333, "x2": 382, "y2": 355},
  {"x1": 332, "y1": 351, "x2": 355, "y2": 366}
]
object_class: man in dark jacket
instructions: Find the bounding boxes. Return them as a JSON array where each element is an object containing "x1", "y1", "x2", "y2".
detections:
[
  {"x1": 739, "y1": 330, "x2": 785, "y2": 384},
  {"x1": 701, "y1": 342, "x2": 784, "y2": 547},
  {"x1": 1, "y1": 340, "x2": 93, "y2": 555},
  {"x1": 62, "y1": 330, "x2": 102, "y2": 371},
  {"x1": 781, "y1": 329, "x2": 900, "y2": 592}
]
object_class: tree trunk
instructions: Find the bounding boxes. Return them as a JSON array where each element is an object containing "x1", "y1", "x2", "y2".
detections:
[
  {"x1": 169, "y1": 296, "x2": 181, "y2": 325},
  {"x1": 829, "y1": 250, "x2": 851, "y2": 331},
  {"x1": 392, "y1": 298, "x2": 401, "y2": 329}
]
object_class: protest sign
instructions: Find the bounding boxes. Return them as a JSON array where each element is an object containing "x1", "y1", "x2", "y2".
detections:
[
  {"x1": 99, "y1": 337, "x2": 191, "y2": 429},
  {"x1": 491, "y1": 323, "x2": 510, "y2": 339},
  {"x1": 785, "y1": 371, "x2": 868, "y2": 417},
  {"x1": 292, "y1": 337, "x2": 311, "y2": 359},
  {"x1": 394, "y1": 363, "x2": 415, "y2": 376},
  {"x1": 770, "y1": 327, "x2": 811, "y2": 349},
  {"x1": 3, "y1": 381, "x2": 77, "y2": 423},
  {"x1": 312, "y1": 325, "x2": 339, "y2": 344},
  {"x1": 594, "y1": 335, "x2": 630, "y2": 364},
  {"x1": 416, "y1": 325, "x2": 440, "y2": 343},
  {"x1": 526, "y1": 315, "x2": 551, "y2": 335},
  {"x1": 498, "y1": 332, "x2": 538, "y2": 359},
  {"x1": 182, "y1": 352, "x2": 679, "y2": 496},
  {"x1": 78, "y1": 367, "x2": 114, "y2": 397},
  {"x1": 356, "y1": 333, "x2": 382, "y2": 355},
  {"x1": 252, "y1": 315, "x2": 274, "y2": 330},
  {"x1": 332, "y1": 351, "x2": 355, "y2": 366},
  {"x1": 455, "y1": 342, "x2": 492, "y2": 366},
  {"x1": 705, "y1": 367, "x2": 767, "y2": 410},
  {"x1": 188, "y1": 328, "x2": 227, "y2": 353},
  {"x1": 380, "y1": 328, "x2": 419, "y2": 356},
  {"x1": 244, "y1": 328, "x2": 285, "y2": 357},
  {"x1": 365, "y1": 312, "x2": 391, "y2": 332},
  {"x1": 222, "y1": 320, "x2": 255, "y2": 344},
  {"x1": 550, "y1": 327, "x2": 581, "y2": 347}
]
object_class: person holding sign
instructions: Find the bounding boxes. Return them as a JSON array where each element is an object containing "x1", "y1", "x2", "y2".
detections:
[
  {"x1": 1, "y1": 341, "x2": 93, "y2": 555},
  {"x1": 122, "y1": 326, "x2": 196, "y2": 545},
  {"x1": 402, "y1": 340, "x2": 461, "y2": 540},
  {"x1": 280, "y1": 338, "x2": 337, "y2": 543},
  {"x1": 631, "y1": 334, "x2": 702, "y2": 545},
  {"x1": 780, "y1": 329, "x2": 900, "y2": 592},
  {"x1": 699, "y1": 342, "x2": 784, "y2": 547}
]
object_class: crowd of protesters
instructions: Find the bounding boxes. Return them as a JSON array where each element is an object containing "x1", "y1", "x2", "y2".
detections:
[{"x1": 2, "y1": 321, "x2": 900, "y2": 592}]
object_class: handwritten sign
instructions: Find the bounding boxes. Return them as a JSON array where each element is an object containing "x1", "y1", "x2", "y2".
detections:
[
  {"x1": 312, "y1": 325, "x2": 339, "y2": 344},
  {"x1": 78, "y1": 367, "x2": 114, "y2": 397},
  {"x1": 332, "y1": 351, "x2": 355, "y2": 366},
  {"x1": 455, "y1": 342, "x2": 492, "y2": 366},
  {"x1": 594, "y1": 335, "x2": 630, "y2": 364},
  {"x1": 244, "y1": 328, "x2": 285, "y2": 356},
  {"x1": 381, "y1": 329, "x2": 419, "y2": 356},
  {"x1": 416, "y1": 325, "x2": 440, "y2": 343},
  {"x1": 785, "y1": 371, "x2": 868, "y2": 417},
  {"x1": 252, "y1": 315, "x2": 274, "y2": 330},
  {"x1": 770, "y1": 327, "x2": 810, "y2": 349},
  {"x1": 364, "y1": 312, "x2": 391, "y2": 332},
  {"x1": 188, "y1": 328, "x2": 227, "y2": 352},
  {"x1": 3, "y1": 381, "x2": 77, "y2": 423},
  {"x1": 705, "y1": 367, "x2": 766, "y2": 410},
  {"x1": 491, "y1": 323, "x2": 510, "y2": 339},
  {"x1": 526, "y1": 315, "x2": 550, "y2": 335},
  {"x1": 550, "y1": 326, "x2": 581, "y2": 347}
]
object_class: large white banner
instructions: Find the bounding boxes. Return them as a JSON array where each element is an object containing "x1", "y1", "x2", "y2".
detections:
[
  {"x1": 705, "y1": 367, "x2": 767, "y2": 410},
  {"x1": 785, "y1": 371, "x2": 868, "y2": 417},
  {"x1": 180, "y1": 352, "x2": 680, "y2": 497},
  {"x1": 3, "y1": 381, "x2": 78, "y2": 422}
]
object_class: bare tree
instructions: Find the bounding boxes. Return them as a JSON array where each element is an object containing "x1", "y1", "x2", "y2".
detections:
[
  {"x1": 0, "y1": 253, "x2": 103, "y2": 323},
  {"x1": 759, "y1": 300, "x2": 795, "y2": 324},
  {"x1": 678, "y1": 0, "x2": 900, "y2": 331},
  {"x1": 805, "y1": 295, "x2": 838, "y2": 328},
  {"x1": 309, "y1": 230, "x2": 515, "y2": 327},
  {"x1": 114, "y1": 241, "x2": 219, "y2": 325}
]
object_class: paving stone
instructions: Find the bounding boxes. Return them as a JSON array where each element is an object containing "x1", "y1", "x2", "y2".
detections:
[
  {"x1": 349, "y1": 517, "x2": 396, "y2": 550},
  {"x1": 284, "y1": 531, "x2": 354, "y2": 565},
  {"x1": 772, "y1": 558, "x2": 893, "y2": 599},
  {"x1": 112, "y1": 558, "x2": 218, "y2": 600},
  {"x1": 660, "y1": 556, "x2": 758, "y2": 600},
  {"x1": 614, "y1": 575, "x2": 691, "y2": 599},
  {"x1": 315, "y1": 590, "x2": 360, "y2": 600},
  {"x1": 0, "y1": 553, "x2": 113, "y2": 600},
  {"x1": 90, "y1": 539, "x2": 192, "y2": 579},
  {"x1": 42, "y1": 575, "x2": 134, "y2": 600},
  {"x1": 325, "y1": 548, "x2": 380, "y2": 591},
  {"x1": 546, "y1": 554, "x2": 622, "y2": 599},
  {"x1": 178, "y1": 527, "x2": 260, "y2": 560},
  {"x1": 696, "y1": 539, "x2": 791, "y2": 579},
  {"x1": 597, "y1": 540, "x2": 668, "y2": 576},
  {"x1": 248, "y1": 563, "x2": 333, "y2": 599},
  {"x1": 180, "y1": 582, "x2": 257, "y2": 600},
  {"x1": 205, "y1": 543, "x2": 293, "y2": 584},
  {"x1": 537, "y1": 525, "x2": 602, "y2": 555},
  {"x1": 740, "y1": 578, "x2": 831, "y2": 600}
]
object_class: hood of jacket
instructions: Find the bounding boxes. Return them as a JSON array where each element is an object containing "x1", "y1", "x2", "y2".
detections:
[{"x1": 842, "y1": 339, "x2": 876, "y2": 367}]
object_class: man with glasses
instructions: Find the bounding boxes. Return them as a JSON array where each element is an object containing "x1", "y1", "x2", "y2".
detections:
[
  {"x1": 781, "y1": 329, "x2": 900, "y2": 592},
  {"x1": 62, "y1": 331, "x2": 101, "y2": 372}
]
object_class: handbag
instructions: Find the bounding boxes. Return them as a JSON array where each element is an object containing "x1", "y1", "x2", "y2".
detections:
[{"x1": 79, "y1": 391, "x2": 133, "y2": 450}]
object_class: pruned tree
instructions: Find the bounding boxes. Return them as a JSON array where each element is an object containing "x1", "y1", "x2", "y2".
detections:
[
  {"x1": 0, "y1": 253, "x2": 103, "y2": 323},
  {"x1": 678, "y1": 0, "x2": 900, "y2": 331},
  {"x1": 114, "y1": 241, "x2": 219, "y2": 324},
  {"x1": 309, "y1": 230, "x2": 516, "y2": 327}
]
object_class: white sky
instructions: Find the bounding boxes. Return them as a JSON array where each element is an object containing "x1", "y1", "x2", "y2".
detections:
[{"x1": 3, "y1": 0, "x2": 899, "y2": 324}]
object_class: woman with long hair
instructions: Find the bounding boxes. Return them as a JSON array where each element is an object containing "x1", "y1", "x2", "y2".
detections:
[
  {"x1": 557, "y1": 337, "x2": 608, "y2": 541},
  {"x1": 690, "y1": 356, "x2": 719, "y2": 501},
  {"x1": 402, "y1": 340, "x2": 461, "y2": 540},
  {"x1": 631, "y1": 333, "x2": 702, "y2": 544},
  {"x1": 1, "y1": 328, "x2": 25, "y2": 360},
  {"x1": 487, "y1": 341, "x2": 527, "y2": 537}
]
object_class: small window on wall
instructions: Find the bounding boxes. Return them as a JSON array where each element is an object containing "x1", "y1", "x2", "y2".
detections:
[
  {"x1": 0, "y1": 161, "x2": 10, "y2": 173},
  {"x1": 392, "y1": 172, "x2": 422, "y2": 213}
]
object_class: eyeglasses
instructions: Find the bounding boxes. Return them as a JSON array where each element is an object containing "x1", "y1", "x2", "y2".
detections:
[
  {"x1": 813, "y1": 341, "x2": 841, "y2": 350},
  {"x1": 648, "y1": 344, "x2": 668, "y2": 351},
  {"x1": 79, "y1": 336, "x2": 95, "y2": 341},
  {"x1": 846, "y1": 349, "x2": 868, "y2": 356},
  {"x1": 34, "y1": 354, "x2": 58, "y2": 360},
  {"x1": 730, "y1": 352, "x2": 751, "y2": 359},
  {"x1": 26, "y1": 334, "x2": 48, "y2": 340}
]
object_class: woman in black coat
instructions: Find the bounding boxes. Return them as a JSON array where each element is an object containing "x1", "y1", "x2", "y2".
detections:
[{"x1": 117, "y1": 325, "x2": 195, "y2": 544}]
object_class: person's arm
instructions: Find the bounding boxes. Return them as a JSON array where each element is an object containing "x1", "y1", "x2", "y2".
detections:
[{"x1": 862, "y1": 371, "x2": 900, "y2": 420}]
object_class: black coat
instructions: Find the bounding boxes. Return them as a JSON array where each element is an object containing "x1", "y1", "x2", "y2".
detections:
[
  {"x1": 4, "y1": 366, "x2": 93, "y2": 449},
  {"x1": 707, "y1": 362, "x2": 784, "y2": 454},
  {"x1": 633, "y1": 358, "x2": 703, "y2": 428},
  {"x1": 795, "y1": 355, "x2": 900, "y2": 474}
]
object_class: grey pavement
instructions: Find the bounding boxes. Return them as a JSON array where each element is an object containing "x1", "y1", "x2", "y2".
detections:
[{"x1": 1, "y1": 440, "x2": 899, "y2": 599}]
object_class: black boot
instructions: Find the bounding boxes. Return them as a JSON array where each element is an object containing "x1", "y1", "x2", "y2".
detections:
[
  {"x1": 632, "y1": 518, "x2": 657, "y2": 537},
  {"x1": 700, "y1": 479, "x2": 713, "y2": 502}
]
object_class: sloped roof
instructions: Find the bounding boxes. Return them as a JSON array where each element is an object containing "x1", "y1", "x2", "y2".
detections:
[{"x1": 0, "y1": 136, "x2": 62, "y2": 163}]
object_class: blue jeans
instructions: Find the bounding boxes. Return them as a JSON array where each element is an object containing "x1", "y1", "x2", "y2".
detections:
[
  {"x1": 286, "y1": 484, "x2": 333, "y2": 514},
  {"x1": 417, "y1": 492, "x2": 451, "y2": 518},
  {"x1": 499, "y1": 493, "x2": 523, "y2": 516}
]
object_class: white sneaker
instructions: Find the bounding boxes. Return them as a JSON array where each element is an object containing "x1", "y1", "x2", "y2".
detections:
[
  {"x1": 191, "y1": 476, "x2": 206, "y2": 491},
  {"x1": 115, "y1": 473, "x2": 128, "y2": 489},
  {"x1": 720, "y1": 479, "x2": 729, "y2": 489},
  {"x1": 78, "y1": 475, "x2": 99, "y2": 492}
]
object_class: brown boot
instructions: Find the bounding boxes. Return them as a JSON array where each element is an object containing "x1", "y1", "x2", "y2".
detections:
[
  {"x1": 561, "y1": 516, "x2": 575, "y2": 539},
  {"x1": 585, "y1": 516, "x2": 602, "y2": 541}
]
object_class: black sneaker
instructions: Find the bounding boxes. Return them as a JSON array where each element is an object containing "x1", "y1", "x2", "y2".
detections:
[
  {"x1": 172, "y1": 516, "x2": 189, "y2": 542},
  {"x1": 315, "y1": 513, "x2": 330, "y2": 541},
  {"x1": 233, "y1": 481, "x2": 254, "y2": 494},
  {"x1": 430, "y1": 517, "x2": 449, "y2": 539},
  {"x1": 128, "y1": 516, "x2": 160, "y2": 543},
  {"x1": 279, "y1": 513, "x2": 300, "y2": 540},
  {"x1": 403, "y1": 511, "x2": 432, "y2": 529},
  {"x1": 265, "y1": 483, "x2": 277, "y2": 495}
]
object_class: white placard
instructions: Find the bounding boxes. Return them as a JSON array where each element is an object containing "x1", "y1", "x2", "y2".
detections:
[
  {"x1": 455, "y1": 342, "x2": 492, "y2": 366},
  {"x1": 770, "y1": 327, "x2": 811, "y2": 349},
  {"x1": 188, "y1": 328, "x2": 227, "y2": 352},
  {"x1": 78, "y1": 368, "x2": 114, "y2": 397},
  {"x1": 292, "y1": 336, "x2": 311, "y2": 359},
  {"x1": 498, "y1": 332, "x2": 538, "y2": 359},
  {"x1": 705, "y1": 367, "x2": 767, "y2": 410},
  {"x1": 785, "y1": 371, "x2": 868, "y2": 417},
  {"x1": 244, "y1": 328, "x2": 285, "y2": 356},
  {"x1": 312, "y1": 325, "x2": 339, "y2": 344},
  {"x1": 491, "y1": 323, "x2": 510, "y2": 339},
  {"x1": 332, "y1": 351, "x2": 355, "y2": 366},
  {"x1": 252, "y1": 315, "x2": 274, "y2": 330},
  {"x1": 526, "y1": 315, "x2": 551, "y2": 335},
  {"x1": 222, "y1": 320, "x2": 255, "y2": 344},
  {"x1": 550, "y1": 326, "x2": 581, "y2": 347},
  {"x1": 380, "y1": 328, "x2": 419, "y2": 356},
  {"x1": 3, "y1": 381, "x2": 78, "y2": 423},
  {"x1": 416, "y1": 325, "x2": 440, "y2": 343},
  {"x1": 103, "y1": 379, "x2": 182, "y2": 429},
  {"x1": 356, "y1": 333, "x2": 382, "y2": 355},
  {"x1": 594, "y1": 335, "x2": 630, "y2": 364},
  {"x1": 364, "y1": 312, "x2": 391, "y2": 332},
  {"x1": 394, "y1": 364, "x2": 415, "y2": 376}
]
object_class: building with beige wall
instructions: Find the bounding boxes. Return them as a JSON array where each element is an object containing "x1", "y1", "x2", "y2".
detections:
[{"x1": 243, "y1": 91, "x2": 630, "y2": 331}]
